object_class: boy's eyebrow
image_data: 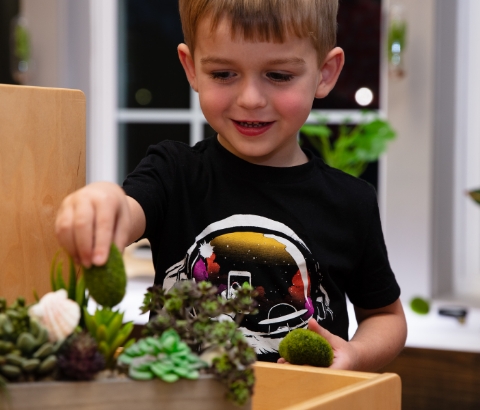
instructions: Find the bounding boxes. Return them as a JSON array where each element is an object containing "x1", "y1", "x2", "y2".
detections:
[{"x1": 200, "y1": 56, "x2": 306, "y2": 66}]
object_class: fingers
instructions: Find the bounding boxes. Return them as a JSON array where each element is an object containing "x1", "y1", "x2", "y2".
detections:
[
  {"x1": 307, "y1": 318, "x2": 358, "y2": 370},
  {"x1": 73, "y1": 196, "x2": 95, "y2": 267},
  {"x1": 91, "y1": 201, "x2": 116, "y2": 267},
  {"x1": 307, "y1": 318, "x2": 335, "y2": 341},
  {"x1": 55, "y1": 182, "x2": 129, "y2": 268}
]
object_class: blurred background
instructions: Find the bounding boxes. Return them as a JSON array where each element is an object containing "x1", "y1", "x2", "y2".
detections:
[{"x1": 1, "y1": 1, "x2": 480, "y2": 407}]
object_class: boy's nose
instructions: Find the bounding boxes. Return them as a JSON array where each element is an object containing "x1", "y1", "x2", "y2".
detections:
[{"x1": 236, "y1": 79, "x2": 268, "y2": 110}]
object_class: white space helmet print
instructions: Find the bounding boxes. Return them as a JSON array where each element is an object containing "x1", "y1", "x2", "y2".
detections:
[{"x1": 163, "y1": 215, "x2": 333, "y2": 355}]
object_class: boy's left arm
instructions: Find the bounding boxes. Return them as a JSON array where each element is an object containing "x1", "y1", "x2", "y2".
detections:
[{"x1": 307, "y1": 298, "x2": 407, "y2": 371}]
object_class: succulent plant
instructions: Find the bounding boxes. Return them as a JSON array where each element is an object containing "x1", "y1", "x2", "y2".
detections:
[
  {"x1": 278, "y1": 328, "x2": 333, "y2": 367},
  {"x1": 0, "y1": 297, "x2": 29, "y2": 342},
  {"x1": 57, "y1": 331, "x2": 105, "y2": 380},
  {"x1": 0, "y1": 298, "x2": 59, "y2": 382},
  {"x1": 141, "y1": 280, "x2": 258, "y2": 406},
  {"x1": 118, "y1": 329, "x2": 207, "y2": 382},
  {"x1": 83, "y1": 307, "x2": 134, "y2": 369},
  {"x1": 83, "y1": 244, "x2": 127, "y2": 308}
]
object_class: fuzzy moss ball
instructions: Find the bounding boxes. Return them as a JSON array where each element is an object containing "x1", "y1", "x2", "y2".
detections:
[
  {"x1": 83, "y1": 244, "x2": 126, "y2": 308},
  {"x1": 278, "y1": 328, "x2": 333, "y2": 367}
]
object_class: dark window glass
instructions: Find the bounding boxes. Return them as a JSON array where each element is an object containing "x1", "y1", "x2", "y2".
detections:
[
  {"x1": 120, "y1": 123, "x2": 190, "y2": 180},
  {"x1": 120, "y1": 0, "x2": 190, "y2": 109},
  {"x1": 0, "y1": 0, "x2": 19, "y2": 84},
  {"x1": 313, "y1": 0, "x2": 382, "y2": 110},
  {"x1": 120, "y1": 0, "x2": 381, "y2": 111},
  {"x1": 299, "y1": 126, "x2": 378, "y2": 190}
]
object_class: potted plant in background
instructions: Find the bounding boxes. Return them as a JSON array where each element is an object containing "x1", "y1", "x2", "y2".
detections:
[{"x1": 300, "y1": 112, "x2": 396, "y2": 178}]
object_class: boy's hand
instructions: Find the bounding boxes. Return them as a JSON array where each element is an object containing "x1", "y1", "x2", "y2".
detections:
[
  {"x1": 55, "y1": 182, "x2": 145, "y2": 268},
  {"x1": 277, "y1": 299, "x2": 407, "y2": 372},
  {"x1": 306, "y1": 318, "x2": 359, "y2": 370},
  {"x1": 277, "y1": 318, "x2": 359, "y2": 370}
]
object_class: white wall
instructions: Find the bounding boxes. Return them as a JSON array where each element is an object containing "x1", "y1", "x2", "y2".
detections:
[
  {"x1": 22, "y1": 0, "x2": 92, "y2": 179},
  {"x1": 452, "y1": 0, "x2": 480, "y2": 301},
  {"x1": 382, "y1": 0, "x2": 435, "y2": 302},
  {"x1": 22, "y1": 0, "x2": 89, "y2": 93}
]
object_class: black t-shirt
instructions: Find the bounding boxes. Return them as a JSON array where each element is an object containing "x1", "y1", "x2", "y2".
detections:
[{"x1": 123, "y1": 137, "x2": 400, "y2": 362}]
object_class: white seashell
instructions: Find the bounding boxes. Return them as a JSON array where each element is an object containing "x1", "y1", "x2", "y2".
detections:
[{"x1": 29, "y1": 289, "x2": 81, "y2": 342}]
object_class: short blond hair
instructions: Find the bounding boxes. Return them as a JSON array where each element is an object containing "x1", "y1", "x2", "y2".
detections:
[{"x1": 179, "y1": 0, "x2": 338, "y2": 64}]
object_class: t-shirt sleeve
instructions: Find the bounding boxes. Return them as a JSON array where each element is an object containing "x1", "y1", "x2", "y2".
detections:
[
  {"x1": 122, "y1": 141, "x2": 178, "y2": 240},
  {"x1": 345, "y1": 188, "x2": 401, "y2": 309}
]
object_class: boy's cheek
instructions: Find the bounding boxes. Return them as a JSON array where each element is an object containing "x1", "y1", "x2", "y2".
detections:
[
  {"x1": 274, "y1": 94, "x2": 312, "y2": 120},
  {"x1": 199, "y1": 91, "x2": 231, "y2": 116}
]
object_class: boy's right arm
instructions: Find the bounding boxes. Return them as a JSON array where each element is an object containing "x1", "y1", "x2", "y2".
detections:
[{"x1": 55, "y1": 181, "x2": 146, "y2": 268}]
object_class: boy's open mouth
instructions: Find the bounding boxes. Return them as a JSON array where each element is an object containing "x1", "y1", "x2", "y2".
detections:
[
  {"x1": 232, "y1": 120, "x2": 275, "y2": 136},
  {"x1": 234, "y1": 120, "x2": 273, "y2": 128}
]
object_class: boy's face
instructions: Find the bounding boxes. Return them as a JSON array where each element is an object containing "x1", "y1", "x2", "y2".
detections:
[{"x1": 179, "y1": 17, "x2": 344, "y2": 166}]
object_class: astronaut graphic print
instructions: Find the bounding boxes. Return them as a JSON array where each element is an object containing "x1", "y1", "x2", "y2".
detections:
[{"x1": 163, "y1": 214, "x2": 333, "y2": 356}]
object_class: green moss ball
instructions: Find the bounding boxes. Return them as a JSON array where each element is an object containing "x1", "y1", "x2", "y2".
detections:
[
  {"x1": 83, "y1": 244, "x2": 126, "y2": 308},
  {"x1": 410, "y1": 297, "x2": 430, "y2": 315},
  {"x1": 278, "y1": 328, "x2": 333, "y2": 367}
]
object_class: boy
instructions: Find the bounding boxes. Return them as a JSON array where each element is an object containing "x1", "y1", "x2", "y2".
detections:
[{"x1": 56, "y1": 0, "x2": 407, "y2": 370}]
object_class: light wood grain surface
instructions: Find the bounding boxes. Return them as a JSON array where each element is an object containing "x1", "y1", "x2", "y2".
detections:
[
  {"x1": 252, "y1": 362, "x2": 401, "y2": 410},
  {"x1": 0, "y1": 84, "x2": 86, "y2": 304},
  {"x1": 3, "y1": 375, "x2": 249, "y2": 410}
]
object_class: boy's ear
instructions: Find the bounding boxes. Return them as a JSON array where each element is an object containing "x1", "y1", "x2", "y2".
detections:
[
  {"x1": 178, "y1": 43, "x2": 198, "y2": 91},
  {"x1": 315, "y1": 47, "x2": 345, "y2": 99}
]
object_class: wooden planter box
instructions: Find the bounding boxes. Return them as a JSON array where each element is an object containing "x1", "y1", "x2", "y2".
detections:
[
  {"x1": 2, "y1": 375, "x2": 247, "y2": 410},
  {"x1": 1, "y1": 362, "x2": 400, "y2": 410},
  {"x1": 253, "y1": 362, "x2": 401, "y2": 410}
]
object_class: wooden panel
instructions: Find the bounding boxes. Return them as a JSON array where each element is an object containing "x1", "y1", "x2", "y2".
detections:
[
  {"x1": 284, "y1": 373, "x2": 400, "y2": 410},
  {"x1": 379, "y1": 347, "x2": 480, "y2": 410},
  {"x1": 0, "y1": 84, "x2": 86, "y2": 303},
  {"x1": 4, "y1": 376, "x2": 249, "y2": 410},
  {"x1": 252, "y1": 362, "x2": 401, "y2": 410}
]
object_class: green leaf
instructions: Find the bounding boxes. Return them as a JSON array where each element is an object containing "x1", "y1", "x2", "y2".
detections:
[
  {"x1": 110, "y1": 332, "x2": 129, "y2": 353},
  {"x1": 75, "y1": 274, "x2": 86, "y2": 307},
  {"x1": 96, "y1": 324, "x2": 108, "y2": 342},
  {"x1": 67, "y1": 257, "x2": 77, "y2": 301},
  {"x1": 56, "y1": 263, "x2": 66, "y2": 290},
  {"x1": 98, "y1": 340, "x2": 110, "y2": 358},
  {"x1": 123, "y1": 338, "x2": 135, "y2": 349},
  {"x1": 468, "y1": 189, "x2": 480, "y2": 205},
  {"x1": 118, "y1": 321, "x2": 134, "y2": 340},
  {"x1": 83, "y1": 308, "x2": 97, "y2": 337},
  {"x1": 50, "y1": 251, "x2": 61, "y2": 291},
  {"x1": 106, "y1": 312, "x2": 124, "y2": 344}
]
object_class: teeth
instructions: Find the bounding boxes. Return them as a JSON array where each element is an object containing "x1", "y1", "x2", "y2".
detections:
[{"x1": 239, "y1": 121, "x2": 267, "y2": 128}]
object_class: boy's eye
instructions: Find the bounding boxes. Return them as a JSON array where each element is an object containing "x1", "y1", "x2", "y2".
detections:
[
  {"x1": 267, "y1": 72, "x2": 294, "y2": 82},
  {"x1": 210, "y1": 71, "x2": 235, "y2": 81}
]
